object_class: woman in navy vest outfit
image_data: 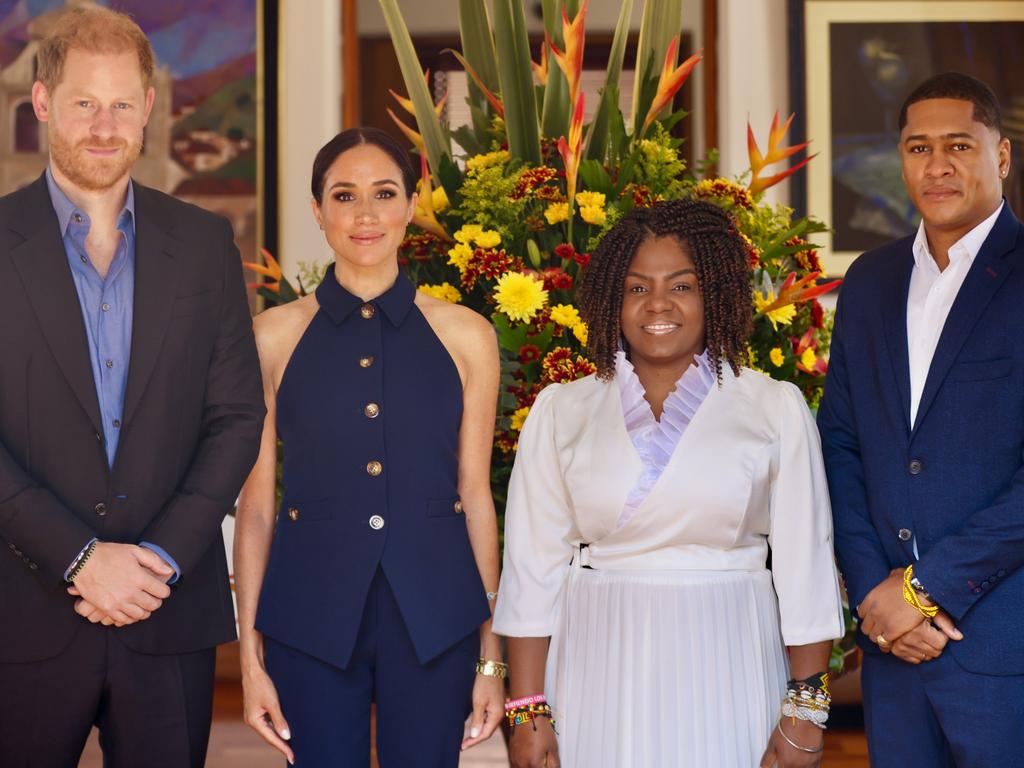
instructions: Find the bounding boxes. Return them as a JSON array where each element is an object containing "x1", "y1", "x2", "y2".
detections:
[{"x1": 234, "y1": 128, "x2": 505, "y2": 766}]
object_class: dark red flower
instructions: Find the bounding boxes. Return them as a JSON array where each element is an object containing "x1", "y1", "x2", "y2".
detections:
[
  {"x1": 554, "y1": 243, "x2": 576, "y2": 261},
  {"x1": 574, "y1": 251, "x2": 592, "y2": 268},
  {"x1": 810, "y1": 299, "x2": 825, "y2": 329},
  {"x1": 518, "y1": 344, "x2": 541, "y2": 363}
]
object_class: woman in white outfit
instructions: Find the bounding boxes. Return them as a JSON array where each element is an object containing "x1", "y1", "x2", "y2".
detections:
[{"x1": 493, "y1": 200, "x2": 844, "y2": 768}]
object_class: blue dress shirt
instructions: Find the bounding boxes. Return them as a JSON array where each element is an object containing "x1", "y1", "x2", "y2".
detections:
[{"x1": 46, "y1": 170, "x2": 181, "y2": 583}]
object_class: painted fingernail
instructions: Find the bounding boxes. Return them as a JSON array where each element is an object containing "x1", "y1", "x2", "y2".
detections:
[
  {"x1": 470, "y1": 726, "x2": 480, "y2": 738},
  {"x1": 281, "y1": 728, "x2": 291, "y2": 740}
]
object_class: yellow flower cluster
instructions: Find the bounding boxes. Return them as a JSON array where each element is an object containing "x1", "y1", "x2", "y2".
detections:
[
  {"x1": 638, "y1": 139, "x2": 677, "y2": 166},
  {"x1": 431, "y1": 186, "x2": 449, "y2": 213},
  {"x1": 448, "y1": 226, "x2": 502, "y2": 274},
  {"x1": 544, "y1": 202, "x2": 569, "y2": 224},
  {"x1": 549, "y1": 303, "x2": 588, "y2": 346},
  {"x1": 769, "y1": 347, "x2": 784, "y2": 367},
  {"x1": 417, "y1": 282, "x2": 463, "y2": 303},
  {"x1": 466, "y1": 150, "x2": 511, "y2": 173},
  {"x1": 494, "y1": 272, "x2": 549, "y2": 323},
  {"x1": 800, "y1": 347, "x2": 817, "y2": 370},
  {"x1": 576, "y1": 190, "x2": 607, "y2": 226},
  {"x1": 753, "y1": 289, "x2": 797, "y2": 330},
  {"x1": 693, "y1": 177, "x2": 755, "y2": 210},
  {"x1": 510, "y1": 406, "x2": 531, "y2": 432}
]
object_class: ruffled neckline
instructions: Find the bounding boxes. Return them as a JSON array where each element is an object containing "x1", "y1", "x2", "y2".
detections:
[{"x1": 613, "y1": 349, "x2": 717, "y2": 529}]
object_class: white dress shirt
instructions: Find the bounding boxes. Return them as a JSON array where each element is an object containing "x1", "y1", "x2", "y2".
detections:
[{"x1": 906, "y1": 202, "x2": 1003, "y2": 427}]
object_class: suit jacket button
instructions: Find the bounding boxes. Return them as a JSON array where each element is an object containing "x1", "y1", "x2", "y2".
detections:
[
  {"x1": 359, "y1": 356, "x2": 375, "y2": 368},
  {"x1": 29, "y1": 562, "x2": 38, "y2": 570},
  {"x1": 369, "y1": 515, "x2": 385, "y2": 530},
  {"x1": 908, "y1": 459, "x2": 923, "y2": 475},
  {"x1": 94, "y1": 503, "x2": 107, "y2": 516},
  {"x1": 454, "y1": 500, "x2": 464, "y2": 514},
  {"x1": 360, "y1": 304, "x2": 375, "y2": 319},
  {"x1": 997, "y1": 569, "x2": 1007, "y2": 577},
  {"x1": 288, "y1": 507, "x2": 300, "y2": 522},
  {"x1": 898, "y1": 528, "x2": 912, "y2": 541},
  {"x1": 366, "y1": 460, "x2": 383, "y2": 477},
  {"x1": 364, "y1": 403, "x2": 380, "y2": 419}
]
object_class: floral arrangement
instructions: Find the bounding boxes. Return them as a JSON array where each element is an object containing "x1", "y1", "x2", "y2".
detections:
[{"x1": 247, "y1": 0, "x2": 851, "y2": 671}]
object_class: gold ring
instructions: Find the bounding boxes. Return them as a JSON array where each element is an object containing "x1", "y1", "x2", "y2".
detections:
[{"x1": 876, "y1": 633, "x2": 889, "y2": 646}]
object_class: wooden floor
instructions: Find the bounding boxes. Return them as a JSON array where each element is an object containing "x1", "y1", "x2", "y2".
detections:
[{"x1": 79, "y1": 681, "x2": 870, "y2": 767}]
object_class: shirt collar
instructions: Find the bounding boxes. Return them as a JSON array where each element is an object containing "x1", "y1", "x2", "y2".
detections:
[
  {"x1": 45, "y1": 166, "x2": 136, "y2": 236},
  {"x1": 911, "y1": 200, "x2": 1004, "y2": 273},
  {"x1": 315, "y1": 265, "x2": 416, "y2": 326}
]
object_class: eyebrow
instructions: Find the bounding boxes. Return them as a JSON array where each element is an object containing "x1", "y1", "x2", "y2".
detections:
[
  {"x1": 626, "y1": 268, "x2": 697, "y2": 280},
  {"x1": 903, "y1": 132, "x2": 977, "y2": 144},
  {"x1": 328, "y1": 179, "x2": 401, "y2": 190}
]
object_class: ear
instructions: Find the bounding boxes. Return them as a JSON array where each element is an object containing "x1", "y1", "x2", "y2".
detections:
[
  {"x1": 31, "y1": 81, "x2": 51, "y2": 122},
  {"x1": 998, "y1": 136, "x2": 1012, "y2": 178},
  {"x1": 407, "y1": 191, "x2": 419, "y2": 224},
  {"x1": 141, "y1": 86, "x2": 156, "y2": 126},
  {"x1": 310, "y1": 197, "x2": 323, "y2": 230}
]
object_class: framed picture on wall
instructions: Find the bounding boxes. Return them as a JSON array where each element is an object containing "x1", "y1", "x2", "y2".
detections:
[
  {"x1": 0, "y1": 0, "x2": 275, "y2": 277},
  {"x1": 790, "y1": 0, "x2": 1024, "y2": 275}
]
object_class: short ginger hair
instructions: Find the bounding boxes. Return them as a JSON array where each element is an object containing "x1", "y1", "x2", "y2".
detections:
[{"x1": 36, "y1": 5, "x2": 155, "y2": 91}]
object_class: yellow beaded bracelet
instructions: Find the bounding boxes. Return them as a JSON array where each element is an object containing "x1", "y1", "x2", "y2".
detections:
[{"x1": 903, "y1": 565, "x2": 939, "y2": 618}]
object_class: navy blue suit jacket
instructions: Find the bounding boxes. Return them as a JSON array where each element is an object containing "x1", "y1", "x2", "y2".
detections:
[{"x1": 818, "y1": 203, "x2": 1024, "y2": 674}]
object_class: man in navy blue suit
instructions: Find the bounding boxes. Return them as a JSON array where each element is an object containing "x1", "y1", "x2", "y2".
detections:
[{"x1": 819, "y1": 72, "x2": 1024, "y2": 766}]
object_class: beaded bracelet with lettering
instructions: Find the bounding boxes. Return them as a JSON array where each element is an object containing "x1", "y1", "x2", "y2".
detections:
[
  {"x1": 506, "y1": 702, "x2": 555, "y2": 731},
  {"x1": 903, "y1": 565, "x2": 939, "y2": 618},
  {"x1": 476, "y1": 658, "x2": 508, "y2": 678},
  {"x1": 505, "y1": 694, "x2": 546, "y2": 712},
  {"x1": 67, "y1": 540, "x2": 98, "y2": 583}
]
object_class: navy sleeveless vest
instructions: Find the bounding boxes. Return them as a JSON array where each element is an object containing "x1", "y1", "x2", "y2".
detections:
[{"x1": 255, "y1": 269, "x2": 489, "y2": 668}]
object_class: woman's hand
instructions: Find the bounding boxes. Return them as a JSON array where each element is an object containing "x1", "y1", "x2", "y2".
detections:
[
  {"x1": 461, "y1": 673, "x2": 505, "y2": 750},
  {"x1": 509, "y1": 717, "x2": 560, "y2": 768},
  {"x1": 759, "y1": 719, "x2": 824, "y2": 768},
  {"x1": 242, "y1": 663, "x2": 295, "y2": 765}
]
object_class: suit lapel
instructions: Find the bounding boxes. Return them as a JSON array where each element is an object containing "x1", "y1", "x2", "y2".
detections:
[
  {"x1": 122, "y1": 185, "x2": 182, "y2": 426},
  {"x1": 880, "y1": 246, "x2": 915, "y2": 434},
  {"x1": 911, "y1": 205, "x2": 1019, "y2": 438},
  {"x1": 8, "y1": 176, "x2": 104, "y2": 437}
]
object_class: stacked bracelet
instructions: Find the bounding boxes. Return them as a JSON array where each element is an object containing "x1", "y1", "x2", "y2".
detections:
[
  {"x1": 67, "y1": 540, "x2": 98, "y2": 583},
  {"x1": 476, "y1": 658, "x2": 508, "y2": 678},
  {"x1": 505, "y1": 694, "x2": 547, "y2": 710},
  {"x1": 903, "y1": 565, "x2": 939, "y2": 618},
  {"x1": 505, "y1": 701, "x2": 555, "y2": 731},
  {"x1": 781, "y1": 672, "x2": 831, "y2": 729}
]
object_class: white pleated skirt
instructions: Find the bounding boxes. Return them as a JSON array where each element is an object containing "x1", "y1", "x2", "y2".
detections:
[{"x1": 545, "y1": 565, "x2": 788, "y2": 768}]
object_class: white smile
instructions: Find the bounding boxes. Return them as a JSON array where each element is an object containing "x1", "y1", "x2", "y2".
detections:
[{"x1": 642, "y1": 323, "x2": 679, "y2": 335}]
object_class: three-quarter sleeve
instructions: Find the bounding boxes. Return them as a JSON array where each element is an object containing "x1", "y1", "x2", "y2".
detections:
[
  {"x1": 767, "y1": 382, "x2": 846, "y2": 646},
  {"x1": 493, "y1": 384, "x2": 578, "y2": 638}
]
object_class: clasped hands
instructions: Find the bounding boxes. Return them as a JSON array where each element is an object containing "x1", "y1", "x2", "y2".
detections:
[
  {"x1": 67, "y1": 542, "x2": 174, "y2": 627},
  {"x1": 857, "y1": 568, "x2": 963, "y2": 664}
]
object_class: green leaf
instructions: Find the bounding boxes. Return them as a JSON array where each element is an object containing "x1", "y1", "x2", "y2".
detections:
[
  {"x1": 458, "y1": 0, "x2": 500, "y2": 111},
  {"x1": 492, "y1": 0, "x2": 542, "y2": 164},
  {"x1": 438, "y1": 154, "x2": 465, "y2": 201},
  {"x1": 631, "y1": 0, "x2": 683, "y2": 134},
  {"x1": 378, "y1": 0, "x2": 450, "y2": 176},
  {"x1": 541, "y1": 58, "x2": 570, "y2": 140},
  {"x1": 584, "y1": 0, "x2": 633, "y2": 160},
  {"x1": 541, "y1": 0, "x2": 564, "y2": 44},
  {"x1": 492, "y1": 312, "x2": 530, "y2": 352},
  {"x1": 452, "y1": 124, "x2": 484, "y2": 158},
  {"x1": 578, "y1": 159, "x2": 614, "y2": 195}
]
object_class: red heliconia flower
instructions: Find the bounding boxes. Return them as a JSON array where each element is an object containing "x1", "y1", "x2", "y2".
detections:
[
  {"x1": 519, "y1": 344, "x2": 541, "y2": 363},
  {"x1": 810, "y1": 299, "x2": 825, "y2": 329}
]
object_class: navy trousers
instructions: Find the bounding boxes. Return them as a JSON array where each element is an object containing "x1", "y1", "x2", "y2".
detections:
[
  {"x1": 861, "y1": 649, "x2": 1024, "y2": 767},
  {"x1": 264, "y1": 569, "x2": 478, "y2": 767}
]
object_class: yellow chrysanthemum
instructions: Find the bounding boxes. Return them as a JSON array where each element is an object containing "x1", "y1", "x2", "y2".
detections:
[
  {"x1": 493, "y1": 272, "x2": 548, "y2": 323},
  {"x1": 510, "y1": 406, "x2": 531, "y2": 432},
  {"x1": 466, "y1": 150, "x2": 511, "y2": 173},
  {"x1": 454, "y1": 224, "x2": 484, "y2": 244},
  {"x1": 769, "y1": 347, "x2": 784, "y2": 367},
  {"x1": 753, "y1": 289, "x2": 797, "y2": 330},
  {"x1": 573, "y1": 322, "x2": 588, "y2": 345},
  {"x1": 474, "y1": 230, "x2": 502, "y2": 249},
  {"x1": 544, "y1": 202, "x2": 569, "y2": 224},
  {"x1": 575, "y1": 191, "x2": 606, "y2": 208},
  {"x1": 639, "y1": 139, "x2": 677, "y2": 165},
  {"x1": 417, "y1": 282, "x2": 462, "y2": 303},
  {"x1": 447, "y1": 242, "x2": 473, "y2": 272},
  {"x1": 549, "y1": 304, "x2": 582, "y2": 329},
  {"x1": 431, "y1": 186, "x2": 449, "y2": 213},
  {"x1": 580, "y1": 205, "x2": 607, "y2": 226},
  {"x1": 800, "y1": 348, "x2": 817, "y2": 371}
]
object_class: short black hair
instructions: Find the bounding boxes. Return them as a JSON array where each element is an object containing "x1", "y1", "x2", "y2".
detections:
[
  {"x1": 898, "y1": 72, "x2": 1002, "y2": 134},
  {"x1": 310, "y1": 127, "x2": 417, "y2": 204},
  {"x1": 577, "y1": 199, "x2": 752, "y2": 383}
]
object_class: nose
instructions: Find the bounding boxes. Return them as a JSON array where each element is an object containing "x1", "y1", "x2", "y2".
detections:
[
  {"x1": 924, "y1": 148, "x2": 954, "y2": 178},
  {"x1": 643, "y1": 288, "x2": 673, "y2": 313},
  {"x1": 354, "y1": 198, "x2": 378, "y2": 223},
  {"x1": 90, "y1": 107, "x2": 116, "y2": 139}
]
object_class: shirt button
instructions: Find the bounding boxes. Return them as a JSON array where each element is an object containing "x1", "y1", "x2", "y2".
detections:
[
  {"x1": 101, "y1": 303, "x2": 111, "y2": 312},
  {"x1": 369, "y1": 515, "x2": 385, "y2": 530},
  {"x1": 364, "y1": 403, "x2": 380, "y2": 419},
  {"x1": 80, "y1": 254, "x2": 88, "y2": 264},
  {"x1": 95, "y1": 432, "x2": 103, "y2": 443},
  {"x1": 94, "y1": 503, "x2": 107, "y2": 517},
  {"x1": 908, "y1": 459, "x2": 923, "y2": 475},
  {"x1": 359, "y1": 356, "x2": 374, "y2": 368},
  {"x1": 898, "y1": 528, "x2": 912, "y2": 541},
  {"x1": 112, "y1": 419, "x2": 121, "y2": 429},
  {"x1": 288, "y1": 507, "x2": 300, "y2": 522},
  {"x1": 105, "y1": 360, "x2": 114, "y2": 369},
  {"x1": 366, "y1": 460, "x2": 383, "y2": 477},
  {"x1": 360, "y1": 304, "x2": 375, "y2": 319},
  {"x1": 74, "y1": 214, "x2": 83, "y2": 223}
]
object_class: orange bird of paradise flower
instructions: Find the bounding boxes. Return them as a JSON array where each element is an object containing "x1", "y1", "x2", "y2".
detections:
[
  {"x1": 548, "y1": 0, "x2": 589, "y2": 107},
  {"x1": 243, "y1": 248, "x2": 283, "y2": 293},
  {"x1": 558, "y1": 91, "x2": 586, "y2": 215},
  {"x1": 411, "y1": 155, "x2": 450, "y2": 241},
  {"x1": 757, "y1": 270, "x2": 841, "y2": 317},
  {"x1": 387, "y1": 69, "x2": 448, "y2": 155},
  {"x1": 748, "y1": 111, "x2": 817, "y2": 195},
  {"x1": 641, "y1": 36, "x2": 702, "y2": 135}
]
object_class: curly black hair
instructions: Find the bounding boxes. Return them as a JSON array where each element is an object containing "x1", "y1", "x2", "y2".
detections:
[{"x1": 577, "y1": 199, "x2": 752, "y2": 382}]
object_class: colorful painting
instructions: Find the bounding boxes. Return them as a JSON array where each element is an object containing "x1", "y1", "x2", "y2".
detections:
[
  {"x1": 800, "y1": 1, "x2": 1024, "y2": 274},
  {"x1": 0, "y1": 0, "x2": 264, "y2": 264}
]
